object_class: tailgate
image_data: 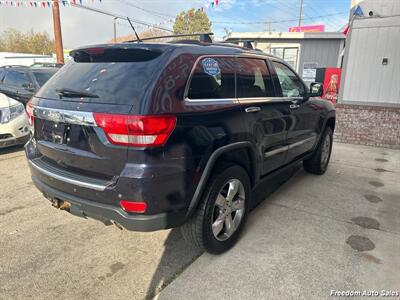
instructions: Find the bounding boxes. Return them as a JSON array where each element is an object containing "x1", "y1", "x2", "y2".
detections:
[
  {"x1": 30, "y1": 45, "x2": 169, "y2": 180},
  {"x1": 33, "y1": 102, "x2": 131, "y2": 179}
]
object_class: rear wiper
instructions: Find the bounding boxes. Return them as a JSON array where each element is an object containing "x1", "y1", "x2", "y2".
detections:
[{"x1": 56, "y1": 88, "x2": 99, "y2": 98}]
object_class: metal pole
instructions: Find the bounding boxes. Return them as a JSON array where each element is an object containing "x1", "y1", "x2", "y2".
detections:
[
  {"x1": 113, "y1": 17, "x2": 117, "y2": 42},
  {"x1": 52, "y1": 0, "x2": 64, "y2": 64},
  {"x1": 298, "y1": 0, "x2": 304, "y2": 27}
]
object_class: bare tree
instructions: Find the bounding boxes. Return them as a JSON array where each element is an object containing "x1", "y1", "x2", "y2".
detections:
[{"x1": 0, "y1": 28, "x2": 55, "y2": 54}]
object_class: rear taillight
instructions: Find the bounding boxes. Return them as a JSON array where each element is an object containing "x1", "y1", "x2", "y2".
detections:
[
  {"x1": 93, "y1": 113, "x2": 176, "y2": 147},
  {"x1": 120, "y1": 200, "x2": 147, "y2": 213},
  {"x1": 26, "y1": 100, "x2": 34, "y2": 126}
]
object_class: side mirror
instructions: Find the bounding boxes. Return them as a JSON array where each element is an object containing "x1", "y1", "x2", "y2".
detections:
[{"x1": 309, "y1": 82, "x2": 323, "y2": 97}]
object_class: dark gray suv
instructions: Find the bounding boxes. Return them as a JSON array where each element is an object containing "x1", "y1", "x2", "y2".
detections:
[
  {"x1": 25, "y1": 35, "x2": 335, "y2": 253},
  {"x1": 0, "y1": 66, "x2": 58, "y2": 106}
]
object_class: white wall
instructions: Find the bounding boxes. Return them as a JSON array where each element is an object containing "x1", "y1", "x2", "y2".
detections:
[
  {"x1": 340, "y1": 0, "x2": 400, "y2": 106},
  {"x1": 0, "y1": 52, "x2": 55, "y2": 67}
]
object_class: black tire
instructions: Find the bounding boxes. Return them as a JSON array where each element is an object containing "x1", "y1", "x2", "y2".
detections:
[
  {"x1": 181, "y1": 164, "x2": 251, "y2": 254},
  {"x1": 303, "y1": 127, "x2": 333, "y2": 175}
]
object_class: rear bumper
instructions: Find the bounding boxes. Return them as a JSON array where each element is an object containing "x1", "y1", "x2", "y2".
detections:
[{"x1": 32, "y1": 177, "x2": 187, "y2": 232}]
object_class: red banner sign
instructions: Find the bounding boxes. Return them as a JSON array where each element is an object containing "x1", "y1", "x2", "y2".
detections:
[{"x1": 289, "y1": 25, "x2": 325, "y2": 32}]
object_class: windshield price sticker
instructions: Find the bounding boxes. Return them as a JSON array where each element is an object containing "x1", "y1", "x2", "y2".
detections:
[{"x1": 202, "y1": 58, "x2": 220, "y2": 76}]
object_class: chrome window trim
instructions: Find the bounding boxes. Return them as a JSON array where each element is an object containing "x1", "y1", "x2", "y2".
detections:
[
  {"x1": 33, "y1": 106, "x2": 97, "y2": 127},
  {"x1": 28, "y1": 159, "x2": 108, "y2": 191},
  {"x1": 184, "y1": 97, "x2": 239, "y2": 105},
  {"x1": 184, "y1": 96, "x2": 302, "y2": 105},
  {"x1": 238, "y1": 97, "x2": 300, "y2": 104}
]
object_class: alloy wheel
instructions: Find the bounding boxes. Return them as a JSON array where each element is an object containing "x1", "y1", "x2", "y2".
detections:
[{"x1": 211, "y1": 179, "x2": 246, "y2": 241}]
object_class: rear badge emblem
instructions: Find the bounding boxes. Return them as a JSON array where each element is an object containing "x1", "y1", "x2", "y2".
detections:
[{"x1": 47, "y1": 110, "x2": 63, "y2": 123}]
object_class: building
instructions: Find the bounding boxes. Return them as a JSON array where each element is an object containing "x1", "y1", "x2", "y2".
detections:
[
  {"x1": 225, "y1": 31, "x2": 345, "y2": 85},
  {"x1": 336, "y1": 0, "x2": 400, "y2": 149},
  {"x1": 0, "y1": 52, "x2": 56, "y2": 67}
]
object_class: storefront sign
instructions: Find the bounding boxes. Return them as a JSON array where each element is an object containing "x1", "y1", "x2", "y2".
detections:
[
  {"x1": 289, "y1": 25, "x2": 325, "y2": 32},
  {"x1": 302, "y1": 62, "x2": 318, "y2": 82}
]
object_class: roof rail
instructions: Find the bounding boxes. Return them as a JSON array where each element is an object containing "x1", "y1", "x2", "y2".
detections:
[
  {"x1": 126, "y1": 32, "x2": 214, "y2": 43},
  {"x1": 242, "y1": 41, "x2": 254, "y2": 49},
  {"x1": 220, "y1": 40, "x2": 254, "y2": 50},
  {"x1": 168, "y1": 39, "x2": 202, "y2": 45}
]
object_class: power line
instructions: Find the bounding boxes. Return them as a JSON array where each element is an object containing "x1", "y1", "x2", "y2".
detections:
[
  {"x1": 118, "y1": 0, "x2": 175, "y2": 20},
  {"x1": 71, "y1": 3, "x2": 173, "y2": 32},
  {"x1": 305, "y1": 0, "x2": 343, "y2": 28},
  {"x1": 274, "y1": 0, "x2": 343, "y2": 29},
  {"x1": 211, "y1": 11, "x2": 347, "y2": 25}
]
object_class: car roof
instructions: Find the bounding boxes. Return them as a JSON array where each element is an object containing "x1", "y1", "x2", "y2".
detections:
[
  {"x1": 30, "y1": 67, "x2": 58, "y2": 72},
  {"x1": 70, "y1": 41, "x2": 280, "y2": 60},
  {"x1": 0, "y1": 65, "x2": 30, "y2": 70}
]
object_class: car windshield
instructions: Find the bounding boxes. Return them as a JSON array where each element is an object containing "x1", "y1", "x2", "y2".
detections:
[{"x1": 32, "y1": 69, "x2": 58, "y2": 86}]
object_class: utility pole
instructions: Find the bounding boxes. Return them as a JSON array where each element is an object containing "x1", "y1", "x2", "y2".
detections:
[
  {"x1": 113, "y1": 17, "x2": 117, "y2": 42},
  {"x1": 298, "y1": 0, "x2": 304, "y2": 27},
  {"x1": 52, "y1": 0, "x2": 64, "y2": 64}
]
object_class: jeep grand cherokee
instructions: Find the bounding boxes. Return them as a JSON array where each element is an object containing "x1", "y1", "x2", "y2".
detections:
[{"x1": 25, "y1": 36, "x2": 335, "y2": 254}]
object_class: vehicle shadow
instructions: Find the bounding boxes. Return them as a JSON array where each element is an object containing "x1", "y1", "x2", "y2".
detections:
[
  {"x1": 146, "y1": 163, "x2": 301, "y2": 299},
  {"x1": 251, "y1": 163, "x2": 302, "y2": 210},
  {"x1": 145, "y1": 228, "x2": 202, "y2": 300},
  {"x1": 0, "y1": 144, "x2": 25, "y2": 156}
]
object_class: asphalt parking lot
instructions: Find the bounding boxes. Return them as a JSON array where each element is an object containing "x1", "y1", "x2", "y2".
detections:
[
  {"x1": 0, "y1": 146, "x2": 201, "y2": 300},
  {"x1": 1, "y1": 142, "x2": 399, "y2": 300}
]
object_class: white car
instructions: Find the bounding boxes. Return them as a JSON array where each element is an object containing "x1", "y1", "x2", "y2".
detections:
[{"x1": 0, "y1": 93, "x2": 30, "y2": 149}]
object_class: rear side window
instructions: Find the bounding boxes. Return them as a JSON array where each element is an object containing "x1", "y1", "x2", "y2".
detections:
[
  {"x1": 187, "y1": 57, "x2": 235, "y2": 99},
  {"x1": 36, "y1": 48, "x2": 165, "y2": 105},
  {"x1": 3, "y1": 70, "x2": 31, "y2": 87},
  {"x1": 236, "y1": 58, "x2": 274, "y2": 98}
]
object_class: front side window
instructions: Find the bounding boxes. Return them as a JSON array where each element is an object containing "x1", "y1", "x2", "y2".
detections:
[
  {"x1": 236, "y1": 58, "x2": 274, "y2": 98},
  {"x1": 32, "y1": 70, "x2": 57, "y2": 86},
  {"x1": 187, "y1": 57, "x2": 235, "y2": 99},
  {"x1": 3, "y1": 70, "x2": 31, "y2": 87},
  {"x1": 272, "y1": 62, "x2": 305, "y2": 97}
]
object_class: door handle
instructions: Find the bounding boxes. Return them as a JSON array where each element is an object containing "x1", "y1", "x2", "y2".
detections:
[
  {"x1": 289, "y1": 103, "x2": 300, "y2": 109},
  {"x1": 245, "y1": 107, "x2": 261, "y2": 113}
]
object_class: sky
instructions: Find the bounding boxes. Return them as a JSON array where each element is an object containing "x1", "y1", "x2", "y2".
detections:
[{"x1": 0, "y1": 0, "x2": 351, "y2": 49}]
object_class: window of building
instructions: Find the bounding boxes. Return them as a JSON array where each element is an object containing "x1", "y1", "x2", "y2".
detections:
[
  {"x1": 236, "y1": 58, "x2": 274, "y2": 98},
  {"x1": 272, "y1": 62, "x2": 305, "y2": 97},
  {"x1": 270, "y1": 47, "x2": 299, "y2": 70},
  {"x1": 187, "y1": 57, "x2": 235, "y2": 99}
]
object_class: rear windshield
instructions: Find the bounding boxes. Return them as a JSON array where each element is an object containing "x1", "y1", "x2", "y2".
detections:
[
  {"x1": 32, "y1": 69, "x2": 57, "y2": 86},
  {"x1": 36, "y1": 48, "x2": 164, "y2": 105}
]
